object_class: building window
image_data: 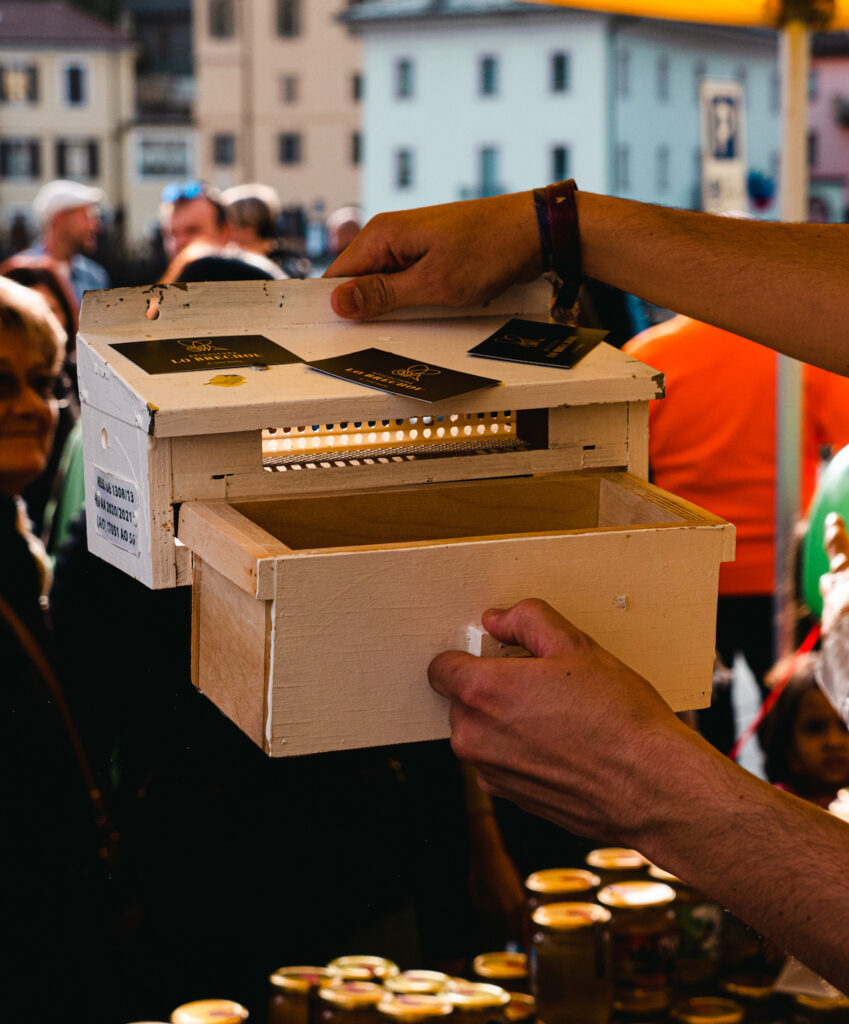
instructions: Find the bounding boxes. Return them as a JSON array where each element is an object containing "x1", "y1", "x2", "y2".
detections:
[
  {"x1": 809, "y1": 68, "x2": 819, "y2": 100},
  {"x1": 395, "y1": 148, "x2": 414, "y2": 188},
  {"x1": 550, "y1": 51, "x2": 570, "y2": 93},
  {"x1": 656, "y1": 54, "x2": 669, "y2": 101},
  {"x1": 279, "y1": 132, "x2": 302, "y2": 164},
  {"x1": 808, "y1": 129, "x2": 818, "y2": 168},
  {"x1": 352, "y1": 72, "x2": 362, "y2": 102},
  {"x1": 479, "y1": 145, "x2": 499, "y2": 194},
  {"x1": 615, "y1": 48, "x2": 630, "y2": 98},
  {"x1": 351, "y1": 130, "x2": 361, "y2": 166},
  {"x1": 656, "y1": 144, "x2": 669, "y2": 192},
  {"x1": 770, "y1": 69, "x2": 780, "y2": 113},
  {"x1": 209, "y1": 0, "x2": 235, "y2": 38},
  {"x1": 693, "y1": 60, "x2": 706, "y2": 103},
  {"x1": 551, "y1": 144, "x2": 570, "y2": 182},
  {"x1": 137, "y1": 138, "x2": 190, "y2": 178},
  {"x1": 65, "y1": 64, "x2": 87, "y2": 105},
  {"x1": 277, "y1": 0, "x2": 301, "y2": 37},
  {"x1": 735, "y1": 64, "x2": 747, "y2": 89},
  {"x1": 0, "y1": 138, "x2": 41, "y2": 180},
  {"x1": 0, "y1": 64, "x2": 38, "y2": 104},
  {"x1": 479, "y1": 55, "x2": 498, "y2": 96},
  {"x1": 213, "y1": 133, "x2": 236, "y2": 165},
  {"x1": 395, "y1": 58, "x2": 414, "y2": 99},
  {"x1": 56, "y1": 138, "x2": 99, "y2": 179},
  {"x1": 280, "y1": 74, "x2": 299, "y2": 103},
  {"x1": 614, "y1": 142, "x2": 630, "y2": 191}
]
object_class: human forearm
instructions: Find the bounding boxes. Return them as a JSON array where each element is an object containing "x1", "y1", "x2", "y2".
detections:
[
  {"x1": 632, "y1": 726, "x2": 849, "y2": 991},
  {"x1": 579, "y1": 192, "x2": 849, "y2": 376}
]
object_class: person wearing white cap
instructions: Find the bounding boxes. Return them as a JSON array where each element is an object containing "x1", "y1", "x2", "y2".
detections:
[{"x1": 22, "y1": 179, "x2": 110, "y2": 304}]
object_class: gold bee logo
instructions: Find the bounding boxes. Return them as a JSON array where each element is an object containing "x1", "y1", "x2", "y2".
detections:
[
  {"x1": 393, "y1": 363, "x2": 441, "y2": 382},
  {"x1": 204, "y1": 374, "x2": 246, "y2": 388}
]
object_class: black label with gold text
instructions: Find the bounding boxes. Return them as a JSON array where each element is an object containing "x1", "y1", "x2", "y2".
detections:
[
  {"x1": 110, "y1": 335, "x2": 302, "y2": 374},
  {"x1": 469, "y1": 318, "x2": 606, "y2": 369}
]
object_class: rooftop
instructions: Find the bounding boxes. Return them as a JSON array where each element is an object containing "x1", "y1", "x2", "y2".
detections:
[{"x1": 0, "y1": 1, "x2": 135, "y2": 48}]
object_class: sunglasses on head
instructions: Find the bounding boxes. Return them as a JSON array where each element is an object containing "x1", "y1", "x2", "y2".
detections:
[{"x1": 161, "y1": 179, "x2": 207, "y2": 204}]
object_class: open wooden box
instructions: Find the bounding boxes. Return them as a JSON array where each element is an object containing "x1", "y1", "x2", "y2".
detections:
[{"x1": 77, "y1": 278, "x2": 734, "y2": 755}]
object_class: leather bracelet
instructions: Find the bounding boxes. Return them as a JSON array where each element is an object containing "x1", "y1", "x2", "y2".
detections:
[{"x1": 534, "y1": 178, "x2": 583, "y2": 324}]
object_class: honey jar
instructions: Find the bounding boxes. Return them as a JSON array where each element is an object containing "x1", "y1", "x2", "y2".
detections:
[
  {"x1": 270, "y1": 966, "x2": 339, "y2": 1024},
  {"x1": 670, "y1": 996, "x2": 744, "y2": 1024},
  {"x1": 170, "y1": 1000, "x2": 249, "y2": 1024},
  {"x1": 319, "y1": 981, "x2": 385, "y2": 1024},
  {"x1": 444, "y1": 980, "x2": 510, "y2": 1024},
  {"x1": 525, "y1": 868, "x2": 601, "y2": 912},
  {"x1": 586, "y1": 849, "x2": 649, "y2": 887},
  {"x1": 385, "y1": 972, "x2": 450, "y2": 996},
  {"x1": 472, "y1": 952, "x2": 529, "y2": 994},
  {"x1": 530, "y1": 901, "x2": 613, "y2": 1024},
  {"x1": 793, "y1": 992, "x2": 849, "y2": 1023},
  {"x1": 377, "y1": 994, "x2": 453, "y2": 1024},
  {"x1": 648, "y1": 864, "x2": 722, "y2": 987},
  {"x1": 598, "y1": 880, "x2": 678, "y2": 1016},
  {"x1": 328, "y1": 957, "x2": 401, "y2": 983}
]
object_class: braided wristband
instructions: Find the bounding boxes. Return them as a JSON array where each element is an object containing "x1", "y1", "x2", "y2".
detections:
[{"x1": 534, "y1": 178, "x2": 583, "y2": 324}]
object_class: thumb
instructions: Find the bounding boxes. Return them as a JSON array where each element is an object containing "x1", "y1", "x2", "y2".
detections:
[
  {"x1": 330, "y1": 266, "x2": 436, "y2": 320},
  {"x1": 481, "y1": 598, "x2": 586, "y2": 659}
]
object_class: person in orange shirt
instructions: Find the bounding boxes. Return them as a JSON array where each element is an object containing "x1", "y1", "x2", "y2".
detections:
[{"x1": 623, "y1": 316, "x2": 849, "y2": 751}]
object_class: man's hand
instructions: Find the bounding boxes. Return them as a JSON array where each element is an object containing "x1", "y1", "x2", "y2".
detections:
[
  {"x1": 324, "y1": 191, "x2": 541, "y2": 319},
  {"x1": 427, "y1": 598, "x2": 697, "y2": 848}
]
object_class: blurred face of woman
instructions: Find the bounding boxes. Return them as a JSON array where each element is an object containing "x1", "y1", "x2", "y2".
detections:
[
  {"x1": 790, "y1": 688, "x2": 849, "y2": 800},
  {"x1": 0, "y1": 327, "x2": 58, "y2": 495}
]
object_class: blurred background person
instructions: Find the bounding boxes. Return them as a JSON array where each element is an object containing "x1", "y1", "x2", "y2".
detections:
[
  {"x1": 0, "y1": 258, "x2": 79, "y2": 542},
  {"x1": 222, "y1": 182, "x2": 311, "y2": 278},
  {"x1": 326, "y1": 204, "x2": 362, "y2": 259},
  {"x1": 0, "y1": 275, "x2": 115, "y2": 1022},
  {"x1": 159, "y1": 179, "x2": 230, "y2": 260},
  {"x1": 21, "y1": 179, "x2": 110, "y2": 304}
]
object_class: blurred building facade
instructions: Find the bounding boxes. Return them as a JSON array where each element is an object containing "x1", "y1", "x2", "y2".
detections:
[
  {"x1": 343, "y1": 0, "x2": 782, "y2": 220},
  {"x1": 0, "y1": 0, "x2": 135, "y2": 241},
  {"x1": 193, "y1": 0, "x2": 362, "y2": 235},
  {"x1": 808, "y1": 31, "x2": 849, "y2": 221}
]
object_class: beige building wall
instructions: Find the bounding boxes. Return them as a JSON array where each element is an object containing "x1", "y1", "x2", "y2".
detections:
[
  {"x1": 194, "y1": 0, "x2": 362, "y2": 219},
  {"x1": 0, "y1": 44, "x2": 134, "y2": 231}
]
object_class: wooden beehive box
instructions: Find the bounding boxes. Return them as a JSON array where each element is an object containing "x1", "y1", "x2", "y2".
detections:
[{"x1": 77, "y1": 278, "x2": 734, "y2": 756}]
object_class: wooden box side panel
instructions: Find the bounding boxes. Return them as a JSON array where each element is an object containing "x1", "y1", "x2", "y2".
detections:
[
  {"x1": 192, "y1": 557, "x2": 270, "y2": 750},
  {"x1": 263, "y1": 526, "x2": 725, "y2": 756},
  {"x1": 81, "y1": 404, "x2": 188, "y2": 588}
]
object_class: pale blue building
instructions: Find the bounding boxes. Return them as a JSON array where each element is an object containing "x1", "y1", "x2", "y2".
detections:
[{"x1": 342, "y1": 1, "x2": 780, "y2": 218}]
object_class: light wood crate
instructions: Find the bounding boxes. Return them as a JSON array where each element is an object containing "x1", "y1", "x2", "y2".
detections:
[{"x1": 77, "y1": 278, "x2": 734, "y2": 755}]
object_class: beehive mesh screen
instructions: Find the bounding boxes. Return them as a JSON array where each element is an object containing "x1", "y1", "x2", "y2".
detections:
[{"x1": 262, "y1": 411, "x2": 530, "y2": 471}]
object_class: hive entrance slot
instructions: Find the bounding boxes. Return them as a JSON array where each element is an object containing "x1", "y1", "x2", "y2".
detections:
[{"x1": 261, "y1": 409, "x2": 546, "y2": 472}]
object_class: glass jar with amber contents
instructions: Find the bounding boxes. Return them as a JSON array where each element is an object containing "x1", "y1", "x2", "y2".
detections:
[
  {"x1": 670, "y1": 996, "x2": 744, "y2": 1024},
  {"x1": 719, "y1": 973, "x2": 787, "y2": 1023},
  {"x1": 648, "y1": 865, "x2": 722, "y2": 987},
  {"x1": 378, "y1": 993, "x2": 453, "y2": 1024},
  {"x1": 586, "y1": 849, "x2": 649, "y2": 888},
  {"x1": 472, "y1": 953, "x2": 529, "y2": 994},
  {"x1": 793, "y1": 993, "x2": 849, "y2": 1023},
  {"x1": 444, "y1": 980, "x2": 510, "y2": 1024},
  {"x1": 328, "y1": 957, "x2": 401, "y2": 983},
  {"x1": 530, "y1": 901, "x2": 612, "y2": 1024},
  {"x1": 170, "y1": 1000, "x2": 250, "y2": 1024},
  {"x1": 386, "y1": 973, "x2": 449, "y2": 997},
  {"x1": 597, "y1": 880, "x2": 678, "y2": 1018},
  {"x1": 525, "y1": 869, "x2": 601, "y2": 913},
  {"x1": 319, "y1": 981, "x2": 385, "y2": 1024},
  {"x1": 270, "y1": 966, "x2": 339, "y2": 1024}
]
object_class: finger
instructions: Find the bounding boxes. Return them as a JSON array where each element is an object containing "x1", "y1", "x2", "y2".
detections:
[
  {"x1": 825, "y1": 512, "x2": 849, "y2": 574},
  {"x1": 427, "y1": 649, "x2": 481, "y2": 701},
  {"x1": 330, "y1": 264, "x2": 445, "y2": 320},
  {"x1": 481, "y1": 598, "x2": 586, "y2": 658}
]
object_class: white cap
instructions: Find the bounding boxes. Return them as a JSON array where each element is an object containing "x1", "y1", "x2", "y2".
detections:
[{"x1": 33, "y1": 179, "x2": 105, "y2": 225}]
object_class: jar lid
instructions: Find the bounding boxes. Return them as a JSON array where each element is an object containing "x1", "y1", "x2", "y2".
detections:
[
  {"x1": 524, "y1": 868, "x2": 600, "y2": 895},
  {"x1": 445, "y1": 980, "x2": 511, "y2": 1011},
  {"x1": 504, "y1": 994, "x2": 535, "y2": 1023},
  {"x1": 647, "y1": 864, "x2": 681, "y2": 884},
  {"x1": 472, "y1": 952, "x2": 528, "y2": 980},
  {"x1": 531, "y1": 901, "x2": 611, "y2": 930},
  {"x1": 170, "y1": 1001, "x2": 249, "y2": 1024},
  {"x1": 794, "y1": 993, "x2": 849, "y2": 1011},
  {"x1": 386, "y1": 972, "x2": 449, "y2": 995},
  {"x1": 671, "y1": 997, "x2": 744, "y2": 1024},
  {"x1": 270, "y1": 966, "x2": 338, "y2": 993},
  {"x1": 597, "y1": 880, "x2": 676, "y2": 909},
  {"x1": 719, "y1": 974, "x2": 775, "y2": 1001},
  {"x1": 378, "y1": 994, "x2": 453, "y2": 1020},
  {"x1": 320, "y1": 982, "x2": 386, "y2": 1009},
  {"x1": 328, "y1": 957, "x2": 401, "y2": 982},
  {"x1": 586, "y1": 847, "x2": 648, "y2": 871}
]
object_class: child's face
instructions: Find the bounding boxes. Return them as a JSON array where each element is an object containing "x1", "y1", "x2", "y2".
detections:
[{"x1": 789, "y1": 688, "x2": 849, "y2": 799}]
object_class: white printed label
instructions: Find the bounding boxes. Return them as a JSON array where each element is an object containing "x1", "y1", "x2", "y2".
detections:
[{"x1": 93, "y1": 469, "x2": 139, "y2": 555}]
